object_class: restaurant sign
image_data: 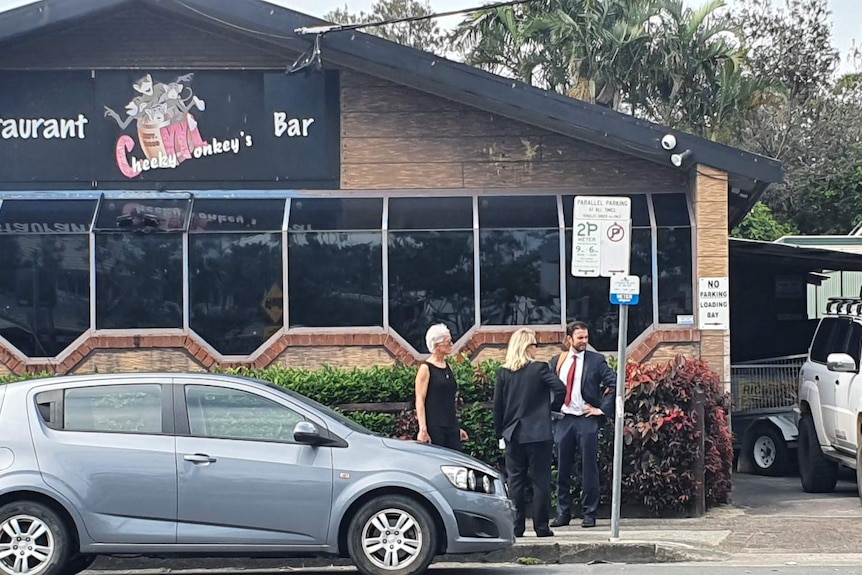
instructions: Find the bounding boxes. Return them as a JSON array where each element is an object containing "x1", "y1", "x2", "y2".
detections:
[{"x1": 0, "y1": 70, "x2": 340, "y2": 187}]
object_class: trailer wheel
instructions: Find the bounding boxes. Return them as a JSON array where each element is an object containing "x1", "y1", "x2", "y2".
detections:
[{"x1": 748, "y1": 424, "x2": 788, "y2": 476}]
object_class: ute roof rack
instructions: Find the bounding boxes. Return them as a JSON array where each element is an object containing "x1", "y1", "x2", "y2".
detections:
[{"x1": 825, "y1": 297, "x2": 862, "y2": 316}]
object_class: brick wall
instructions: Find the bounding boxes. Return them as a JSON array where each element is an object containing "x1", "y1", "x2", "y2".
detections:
[
  {"x1": 72, "y1": 349, "x2": 207, "y2": 374},
  {"x1": 275, "y1": 345, "x2": 395, "y2": 369}
]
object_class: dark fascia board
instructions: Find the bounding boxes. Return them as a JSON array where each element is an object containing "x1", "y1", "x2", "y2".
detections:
[
  {"x1": 149, "y1": 0, "x2": 784, "y2": 190},
  {"x1": 730, "y1": 238, "x2": 862, "y2": 272},
  {"x1": 1, "y1": 0, "x2": 784, "y2": 221},
  {"x1": 0, "y1": 0, "x2": 131, "y2": 42}
]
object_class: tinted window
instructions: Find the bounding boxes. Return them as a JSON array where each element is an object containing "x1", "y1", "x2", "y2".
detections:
[
  {"x1": 0, "y1": 235, "x2": 90, "y2": 357},
  {"x1": 190, "y1": 199, "x2": 285, "y2": 232},
  {"x1": 843, "y1": 322, "x2": 862, "y2": 366},
  {"x1": 0, "y1": 199, "x2": 97, "y2": 233},
  {"x1": 563, "y1": 194, "x2": 650, "y2": 228},
  {"x1": 388, "y1": 231, "x2": 475, "y2": 351},
  {"x1": 389, "y1": 197, "x2": 472, "y2": 230},
  {"x1": 189, "y1": 233, "x2": 283, "y2": 355},
  {"x1": 479, "y1": 196, "x2": 557, "y2": 228},
  {"x1": 657, "y1": 227, "x2": 694, "y2": 323},
  {"x1": 480, "y1": 229, "x2": 561, "y2": 325},
  {"x1": 96, "y1": 234, "x2": 183, "y2": 329},
  {"x1": 64, "y1": 384, "x2": 162, "y2": 433},
  {"x1": 652, "y1": 193, "x2": 691, "y2": 227},
  {"x1": 289, "y1": 198, "x2": 382, "y2": 231},
  {"x1": 565, "y1": 228, "x2": 653, "y2": 351},
  {"x1": 95, "y1": 198, "x2": 191, "y2": 232},
  {"x1": 810, "y1": 318, "x2": 842, "y2": 363},
  {"x1": 185, "y1": 385, "x2": 304, "y2": 442},
  {"x1": 288, "y1": 231, "x2": 383, "y2": 327}
]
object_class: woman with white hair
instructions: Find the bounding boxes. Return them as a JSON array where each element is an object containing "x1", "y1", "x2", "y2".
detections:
[
  {"x1": 494, "y1": 328, "x2": 566, "y2": 538},
  {"x1": 415, "y1": 323, "x2": 469, "y2": 450}
]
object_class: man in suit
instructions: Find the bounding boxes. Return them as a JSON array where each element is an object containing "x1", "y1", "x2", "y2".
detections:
[{"x1": 549, "y1": 321, "x2": 616, "y2": 528}]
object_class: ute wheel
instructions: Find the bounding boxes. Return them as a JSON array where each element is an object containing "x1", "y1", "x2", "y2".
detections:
[
  {"x1": 748, "y1": 424, "x2": 788, "y2": 476},
  {"x1": 0, "y1": 501, "x2": 71, "y2": 575},
  {"x1": 857, "y1": 445, "x2": 862, "y2": 505},
  {"x1": 347, "y1": 495, "x2": 437, "y2": 575},
  {"x1": 797, "y1": 413, "x2": 838, "y2": 493}
]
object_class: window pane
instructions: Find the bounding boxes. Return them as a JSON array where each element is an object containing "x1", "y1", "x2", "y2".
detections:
[
  {"x1": 0, "y1": 235, "x2": 89, "y2": 357},
  {"x1": 480, "y1": 229, "x2": 561, "y2": 324},
  {"x1": 190, "y1": 199, "x2": 285, "y2": 232},
  {"x1": 388, "y1": 231, "x2": 474, "y2": 351},
  {"x1": 563, "y1": 194, "x2": 650, "y2": 227},
  {"x1": 657, "y1": 227, "x2": 694, "y2": 323},
  {"x1": 652, "y1": 193, "x2": 691, "y2": 226},
  {"x1": 388, "y1": 197, "x2": 472, "y2": 230},
  {"x1": 0, "y1": 200, "x2": 96, "y2": 233},
  {"x1": 96, "y1": 234, "x2": 183, "y2": 329},
  {"x1": 288, "y1": 232, "x2": 383, "y2": 327},
  {"x1": 185, "y1": 385, "x2": 304, "y2": 442},
  {"x1": 65, "y1": 384, "x2": 162, "y2": 433},
  {"x1": 479, "y1": 196, "x2": 557, "y2": 228},
  {"x1": 565, "y1": 228, "x2": 653, "y2": 351},
  {"x1": 95, "y1": 198, "x2": 191, "y2": 232},
  {"x1": 289, "y1": 198, "x2": 382, "y2": 231},
  {"x1": 810, "y1": 318, "x2": 840, "y2": 363},
  {"x1": 189, "y1": 233, "x2": 283, "y2": 355}
]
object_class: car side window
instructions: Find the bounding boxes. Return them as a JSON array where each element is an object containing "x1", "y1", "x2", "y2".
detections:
[
  {"x1": 63, "y1": 384, "x2": 162, "y2": 434},
  {"x1": 810, "y1": 318, "x2": 842, "y2": 363},
  {"x1": 185, "y1": 385, "x2": 305, "y2": 442}
]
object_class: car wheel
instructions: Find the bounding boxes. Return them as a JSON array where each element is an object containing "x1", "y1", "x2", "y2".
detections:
[
  {"x1": 797, "y1": 412, "x2": 838, "y2": 493},
  {"x1": 67, "y1": 554, "x2": 97, "y2": 575},
  {"x1": 0, "y1": 501, "x2": 71, "y2": 575},
  {"x1": 856, "y1": 445, "x2": 862, "y2": 505},
  {"x1": 347, "y1": 495, "x2": 437, "y2": 575},
  {"x1": 748, "y1": 424, "x2": 788, "y2": 476}
]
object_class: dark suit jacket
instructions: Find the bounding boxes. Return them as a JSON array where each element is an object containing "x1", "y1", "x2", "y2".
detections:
[
  {"x1": 494, "y1": 361, "x2": 567, "y2": 444},
  {"x1": 551, "y1": 350, "x2": 617, "y2": 418}
]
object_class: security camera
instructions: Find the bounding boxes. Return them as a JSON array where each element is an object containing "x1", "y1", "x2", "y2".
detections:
[
  {"x1": 661, "y1": 134, "x2": 677, "y2": 151},
  {"x1": 670, "y1": 149, "x2": 693, "y2": 167}
]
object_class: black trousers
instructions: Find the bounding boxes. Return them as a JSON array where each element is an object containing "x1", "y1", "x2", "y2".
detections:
[
  {"x1": 505, "y1": 439, "x2": 553, "y2": 532},
  {"x1": 428, "y1": 425, "x2": 461, "y2": 451},
  {"x1": 554, "y1": 414, "x2": 600, "y2": 520}
]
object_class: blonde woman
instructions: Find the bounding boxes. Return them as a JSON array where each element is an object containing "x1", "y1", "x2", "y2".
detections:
[
  {"x1": 415, "y1": 323, "x2": 469, "y2": 450},
  {"x1": 494, "y1": 328, "x2": 566, "y2": 537}
]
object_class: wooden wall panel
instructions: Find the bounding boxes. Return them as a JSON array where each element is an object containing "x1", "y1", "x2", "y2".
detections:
[
  {"x1": 276, "y1": 346, "x2": 396, "y2": 369},
  {"x1": 72, "y1": 349, "x2": 206, "y2": 374}
]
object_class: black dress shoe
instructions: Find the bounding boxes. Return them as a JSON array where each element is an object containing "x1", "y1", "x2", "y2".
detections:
[
  {"x1": 581, "y1": 516, "x2": 596, "y2": 528},
  {"x1": 549, "y1": 516, "x2": 570, "y2": 528},
  {"x1": 534, "y1": 528, "x2": 554, "y2": 537}
]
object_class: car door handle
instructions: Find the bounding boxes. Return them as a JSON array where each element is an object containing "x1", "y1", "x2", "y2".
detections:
[
  {"x1": 184, "y1": 453, "x2": 217, "y2": 464},
  {"x1": 815, "y1": 376, "x2": 820, "y2": 381}
]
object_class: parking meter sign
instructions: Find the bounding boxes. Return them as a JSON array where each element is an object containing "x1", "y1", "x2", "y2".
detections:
[
  {"x1": 572, "y1": 197, "x2": 632, "y2": 278},
  {"x1": 572, "y1": 220, "x2": 600, "y2": 277}
]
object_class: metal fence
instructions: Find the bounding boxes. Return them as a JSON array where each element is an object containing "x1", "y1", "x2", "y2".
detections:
[{"x1": 730, "y1": 354, "x2": 806, "y2": 414}]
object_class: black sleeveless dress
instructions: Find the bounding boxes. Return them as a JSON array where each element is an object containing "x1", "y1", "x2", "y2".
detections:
[{"x1": 423, "y1": 361, "x2": 461, "y2": 450}]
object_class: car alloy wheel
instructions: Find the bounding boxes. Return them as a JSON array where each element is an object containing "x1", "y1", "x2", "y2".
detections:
[
  {"x1": 360, "y1": 508, "x2": 424, "y2": 571},
  {"x1": 0, "y1": 514, "x2": 55, "y2": 575}
]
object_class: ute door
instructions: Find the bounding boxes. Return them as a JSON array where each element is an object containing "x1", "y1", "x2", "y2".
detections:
[{"x1": 807, "y1": 317, "x2": 844, "y2": 447}]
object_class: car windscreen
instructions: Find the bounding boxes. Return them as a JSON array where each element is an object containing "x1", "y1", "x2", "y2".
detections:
[{"x1": 253, "y1": 378, "x2": 381, "y2": 436}]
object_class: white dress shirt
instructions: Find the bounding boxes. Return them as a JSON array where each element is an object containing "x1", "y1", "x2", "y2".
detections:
[{"x1": 560, "y1": 350, "x2": 586, "y2": 416}]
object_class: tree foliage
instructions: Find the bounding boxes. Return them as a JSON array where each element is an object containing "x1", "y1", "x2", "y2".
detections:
[
  {"x1": 731, "y1": 202, "x2": 798, "y2": 241},
  {"x1": 325, "y1": 0, "x2": 445, "y2": 52}
]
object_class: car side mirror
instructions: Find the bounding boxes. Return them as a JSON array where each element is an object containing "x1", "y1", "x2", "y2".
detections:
[
  {"x1": 293, "y1": 421, "x2": 347, "y2": 447},
  {"x1": 826, "y1": 352, "x2": 857, "y2": 373}
]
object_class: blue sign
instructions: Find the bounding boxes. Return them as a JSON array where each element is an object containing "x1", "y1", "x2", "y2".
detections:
[{"x1": 610, "y1": 293, "x2": 639, "y2": 305}]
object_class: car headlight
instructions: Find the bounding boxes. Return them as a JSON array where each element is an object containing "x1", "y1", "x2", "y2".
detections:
[{"x1": 441, "y1": 466, "x2": 495, "y2": 494}]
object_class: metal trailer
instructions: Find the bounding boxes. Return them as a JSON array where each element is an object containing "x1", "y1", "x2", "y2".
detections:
[{"x1": 730, "y1": 354, "x2": 805, "y2": 475}]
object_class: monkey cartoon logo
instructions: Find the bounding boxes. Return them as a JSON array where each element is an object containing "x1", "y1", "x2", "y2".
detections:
[{"x1": 105, "y1": 73, "x2": 207, "y2": 178}]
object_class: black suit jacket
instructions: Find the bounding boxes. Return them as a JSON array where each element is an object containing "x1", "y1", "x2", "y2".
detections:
[
  {"x1": 551, "y1": 350, "x2": 617, "y2": 418},
  {"x1": 494, "y1": 361, "x2": 567, "y2": 444}
]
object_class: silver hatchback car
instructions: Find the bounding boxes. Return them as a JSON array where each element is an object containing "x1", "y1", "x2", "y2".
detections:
[{"x1": 0, "y1": 373, "x2": 514, "y2": 575}]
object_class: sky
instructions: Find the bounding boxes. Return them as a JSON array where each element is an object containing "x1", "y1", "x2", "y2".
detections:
[{"x1": 0, "y1": 0, "x2": 858, "y2": 71}]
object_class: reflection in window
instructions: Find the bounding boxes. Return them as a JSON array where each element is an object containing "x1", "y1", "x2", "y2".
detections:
[
  {"x1": 185, "y1": 385, "x2": 304, "y2": 442},
  {"x1": 288, "y1": 232, "x2": 383, "y2": 327},
  {"x1": 189, "y1": 233, "x2": 283, "y2": 355},
  {"x1": 480, "y1": 230, "x2": 561, "y2": 324},
  {"x1": 388, "y1": 231, "x2": 474, "y2": 351},
  {"x1": 657, "y1": 227, "x2": 693, "y2": 323},
  {"x1": 96, "y1": 234, "x2": 183, "y2": 329},
  {"x1": 95, "y1": 198, "x2": 191, "y2": 232},
  {"x1": 565, "y1": 228, "x2": 654, "y2": 351},
  {"x1": 64, "y1": 384, "x2": 162, "y2": 433},
  {"x1": 0, "y1": 235, "x2": 90, "y2": 357}
]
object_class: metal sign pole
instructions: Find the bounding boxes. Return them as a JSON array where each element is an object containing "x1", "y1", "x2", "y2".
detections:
[{"x1": 610, "y1": 302, "x2": 628, "y2": 540}]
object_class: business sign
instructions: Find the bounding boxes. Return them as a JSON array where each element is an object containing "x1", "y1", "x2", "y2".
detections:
[
  {"x1": 572, "y1": 196, "x2": 631, "y2": 277},
  {"x1": 0, "y1": 70, "x2": 340, "y2": 187},
  {"x1": 698, "y1": 277, "x2": 730, "y2": 330}
]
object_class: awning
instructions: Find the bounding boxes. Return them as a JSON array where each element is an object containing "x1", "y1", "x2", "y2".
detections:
[{"x1": 731, "y1": 238, "x2": 862, "y2": 271}]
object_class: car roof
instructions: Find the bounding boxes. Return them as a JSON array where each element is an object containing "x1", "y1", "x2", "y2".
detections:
[{"x1": 1, "y1": 372, "x2": 267, "y2": 390}]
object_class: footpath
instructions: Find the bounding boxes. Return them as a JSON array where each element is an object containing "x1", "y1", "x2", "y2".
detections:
[{"x1": 90, "y1": 474, "x2": 862, "y2": 571}]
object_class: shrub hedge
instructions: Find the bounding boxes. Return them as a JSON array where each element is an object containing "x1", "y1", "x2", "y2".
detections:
[{"x1": 0, "y1": 353, "x2": 731, "y2": 515}]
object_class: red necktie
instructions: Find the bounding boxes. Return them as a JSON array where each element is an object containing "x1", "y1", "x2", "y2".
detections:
[{"x1": 564, "y1": 354, "x2": 577, "y2": 406}]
